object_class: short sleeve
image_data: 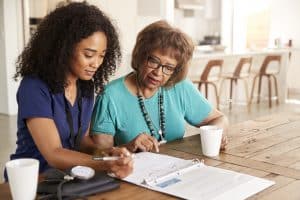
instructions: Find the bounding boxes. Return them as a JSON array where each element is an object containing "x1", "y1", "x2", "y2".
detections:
[
  {"x1": 90, "y1": 93, "x2": 116, "y2": 135},
  {"x1": 17, "y1": 77, "x2": 53, "y2": 120},
  {"x1": 180, "y1": 80, "x2": 212, "y2": 125}
]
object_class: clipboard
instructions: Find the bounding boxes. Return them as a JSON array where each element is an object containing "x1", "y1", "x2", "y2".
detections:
[{"x1": 124, "y1": 152, "x2": 275, "y2": 200}]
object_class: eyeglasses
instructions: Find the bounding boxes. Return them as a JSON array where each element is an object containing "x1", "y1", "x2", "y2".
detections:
[{"x1": 147, "y1": 55, "x2": 177, "y2": 75}]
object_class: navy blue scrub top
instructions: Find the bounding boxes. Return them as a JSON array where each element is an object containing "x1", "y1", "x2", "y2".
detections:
[{"x1": 9, "y1": 76, "x2": 94, "y2": 174}]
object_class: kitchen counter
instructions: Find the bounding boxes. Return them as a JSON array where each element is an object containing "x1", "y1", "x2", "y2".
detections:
[{"x1": 193, "y1": 47, "x2": 294, "y2": 58}]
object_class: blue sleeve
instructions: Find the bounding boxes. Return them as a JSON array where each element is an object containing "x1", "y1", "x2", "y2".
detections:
[
  {"x1": 90, "y1": 92, "x2": 116, "y2": 135},
  {"x1": 180, "y1": 80, "x2": 212, "y2": 126},
  {"x1": 17, "y1": 77, "x2": 53, "y2": 120}
]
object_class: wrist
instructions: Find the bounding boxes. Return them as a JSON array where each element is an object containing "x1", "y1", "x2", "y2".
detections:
[{"x1": 123, "y1": 142, "x2": 136, "y2": 153}]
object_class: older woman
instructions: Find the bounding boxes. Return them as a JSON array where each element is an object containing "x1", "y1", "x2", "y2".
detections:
[{"x1": 91, "y1": 20, "x2": 228, "y2": 152}]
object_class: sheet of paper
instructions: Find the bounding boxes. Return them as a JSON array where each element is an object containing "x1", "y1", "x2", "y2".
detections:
[
  {"x1": 124, "y1": 152, "x2": 275, "y2": 200},
  {"x1": 125, "y1": 152, "x2": 199, "y2": 185}
]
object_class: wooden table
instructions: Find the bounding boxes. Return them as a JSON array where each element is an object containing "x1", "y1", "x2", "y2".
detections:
[{"x1": 1, "y1": 113, "x2": 300, "y2": 199}]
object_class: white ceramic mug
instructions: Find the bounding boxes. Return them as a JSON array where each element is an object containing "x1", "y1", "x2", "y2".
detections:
[
  {"x1": 200, "y1": 125, "x2": 223, "y2": 157},
  {"x1": 6, "y1": 158, "x2": 39, "y2": 200}
]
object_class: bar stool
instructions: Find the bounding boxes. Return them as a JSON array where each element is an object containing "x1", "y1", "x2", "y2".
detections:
[
  {"x1": 250, "y1": 55, "x2": 281, "y2": 108},
  {"x1": 220, "y1": 57, "x2": 252, "y2": 110},
  {"x1": 191, "y1": 60, "x2": 223, "y2": 109}
]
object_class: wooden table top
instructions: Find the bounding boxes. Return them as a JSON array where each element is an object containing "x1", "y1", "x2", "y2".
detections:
[{"x1": 1, "y1": 112, "x2": 300, "y2": 199}]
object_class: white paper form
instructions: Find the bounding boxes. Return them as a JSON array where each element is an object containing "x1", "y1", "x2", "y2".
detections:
[{"x1": 124, "y1": 152, "x2": 275, "y2": 200}]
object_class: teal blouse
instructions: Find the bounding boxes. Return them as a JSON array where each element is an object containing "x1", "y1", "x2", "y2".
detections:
[{"x1": 91, "y1": 75, "x2": 212, "y2": 145}]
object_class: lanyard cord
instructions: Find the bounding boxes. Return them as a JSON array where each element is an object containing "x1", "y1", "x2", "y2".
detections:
[{"x1": 64, "y1": 83, "x2": 83, "y2": 151}]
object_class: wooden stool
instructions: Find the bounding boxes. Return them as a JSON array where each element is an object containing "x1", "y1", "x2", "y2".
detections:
[
  {"x1": 250, "y1": 55, "x2": 281, "y2": 108},
  {"x1": 191, "y1": 60, "x2": 223, "y2": 109},
  {"x1": 220, "y1": 57, "x2": 252, "y2": 110}
]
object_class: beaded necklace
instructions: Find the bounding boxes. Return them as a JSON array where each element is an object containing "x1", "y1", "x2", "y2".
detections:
[{"x1": 137, "y1": 86, "x2": 166, "y2": 142}]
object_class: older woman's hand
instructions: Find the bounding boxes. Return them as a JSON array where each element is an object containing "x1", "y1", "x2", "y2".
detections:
[
  {"x1": 220, "y1": 134, "x2": 228, "y2": 151},
  {"x1": 126, "y1": 133, "x2": 159, "y2": 153},
  {"x1": 103, "y1": 147, "x2": 134, "y2": 179}
]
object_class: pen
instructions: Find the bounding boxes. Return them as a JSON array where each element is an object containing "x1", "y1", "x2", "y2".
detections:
[
  {"x1": 92, "y1": 154, "x2": 135, "y2": 161},
  {"x1": 92, "y1": 156, "x2": 121, "y2": 161}
]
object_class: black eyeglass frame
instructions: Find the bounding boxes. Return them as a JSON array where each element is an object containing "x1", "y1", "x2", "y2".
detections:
[{"x1": 146, "y1": 55, "x2": 179, "y2": 75}]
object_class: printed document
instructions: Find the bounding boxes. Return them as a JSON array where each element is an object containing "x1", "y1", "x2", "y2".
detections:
[{"x1": 124, "y1": 152, "x2": 274, "y2": 200}]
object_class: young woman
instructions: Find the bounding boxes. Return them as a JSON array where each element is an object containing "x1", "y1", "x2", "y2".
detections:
[{"x1": 5, "y1": 2, "x2": 132, "y2": 181}]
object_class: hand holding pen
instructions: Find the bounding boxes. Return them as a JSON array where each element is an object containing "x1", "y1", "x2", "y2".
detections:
[
  {"x1": 93, "y1": 153, "x2": 135, "y2": 161},
  {"x1": 93, "y1": 147, "x2": 133, "y2": 178}
]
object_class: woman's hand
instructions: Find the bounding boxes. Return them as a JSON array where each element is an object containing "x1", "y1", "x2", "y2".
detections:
[
  {"x1": 126, "y1": 133, "x2": 159, "y2": 153},
  {"x1": 197, "y1": 108, "x2": 229, "y2": 151},
  {"x1": 220, "y1": 134, "x2": 228, "y2": 151},
  {"x1": 102, "y1": 147, "x2": 134, "y2": 179}
]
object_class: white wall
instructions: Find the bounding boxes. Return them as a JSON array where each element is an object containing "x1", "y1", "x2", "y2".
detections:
[
  {"x1": 287, "y1": 50, "x2": 300, "y2": 91},
  {"x1": 174, "y1": 9, "x2": 206, "y2": 44},
  {"x1": 89, "y1": 0, "x2": 174, "y2": 79},
  {"x1": 174, "y1": 1, "x2": 221, "y2": 45},
  {"x1": 90, "y1": 0, "x2": 137, "y2": 57},
  {"x1": 228, "y1": 0, "x2": 300, "y2": 52},
  {"x1": 268, "y1": 0, "x2": 300, "y2": 90},
  {"x1": 269, "y1": 0, "x2": 300, "y2": 48},
  {"x1": 0, "y1": 1, "x2": 6, "y2": 114},
  {"x1": 0, "y1": 0, "x2": 22, "y2": 115},
  {"x1": 29, "y1": 0, "x2": 48, "y2": 18},
  {"x1": 221, "y1": 0, "x2": 233, "y2": 51}
]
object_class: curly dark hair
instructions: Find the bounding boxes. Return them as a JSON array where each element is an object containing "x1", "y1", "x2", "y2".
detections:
[
  {"x1": 14, "y1": 2, "x2": 121, "y2": 96},
  {"x1": 131, "y1": 20, "x2": 194, "y2": 87}
]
